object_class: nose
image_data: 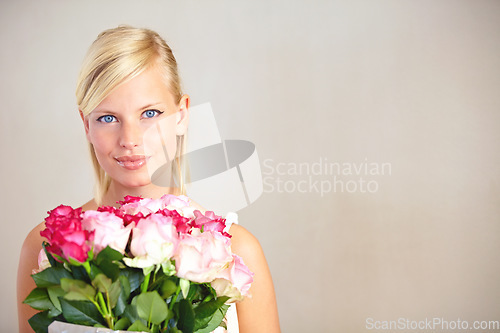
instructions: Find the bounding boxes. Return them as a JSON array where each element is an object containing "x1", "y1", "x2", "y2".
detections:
[{"x1": 119, "y1": 121, "x2": 143, "y2": 149}]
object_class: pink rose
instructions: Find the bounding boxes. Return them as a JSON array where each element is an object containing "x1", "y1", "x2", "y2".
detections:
[
  {"x1": 120, "y1": 198, "x2": 158, "y2": 216},
  {"x1": 192, "y1": 210, "x2": 230, "y2": 237},
  {"x1": 159, "y1": 194, "x2": 196, "y2": 218},
  {"x1": 81, "y1": 210, "x2": 132, "y2": 255},
  {"x1": 118, "y1": 194, "x2": 192, "y2": 218},
  {"x1": 32, "y1": 249, "x2": 50, "y2": 274},
  {"x1": 123, "y1": 213, "x2": 179, "y2": 269},
  {"x1": 98, "y1": 205, "x2": 144, "y2": 227},
  {"x1": 211, "y1": 254, "x2": 254, "y2": 302},
  {"x1": 159, "y1": 194, "x2": 190, "y2": 209},
  {"x1": 40, "y1": 205, "x2": 93, "y2": 263},
  {"x1": 174, "y1": 230, "x2": 233, "y2": 283}
]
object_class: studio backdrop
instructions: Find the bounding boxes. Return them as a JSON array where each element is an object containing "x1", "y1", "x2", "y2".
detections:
[{"x1": 1, "y1": 1, "x2": 499, "y2": 332}]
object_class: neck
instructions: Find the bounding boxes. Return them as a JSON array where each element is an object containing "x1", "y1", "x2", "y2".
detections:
[{"x1": 100, "y1": 181, "x2": 180, "y2": 208}]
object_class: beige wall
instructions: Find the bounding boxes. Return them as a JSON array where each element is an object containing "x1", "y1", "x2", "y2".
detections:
[{"x1": 2, "y1": 1, "x2": 499, "y2": 331}]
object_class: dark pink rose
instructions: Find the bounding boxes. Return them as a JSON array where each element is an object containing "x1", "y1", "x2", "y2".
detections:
[
  {"x1": 98, "y1": 205, "x2": 124, "y2": 218},
  {"x1": 122, "y1": 212, "x2": 147, "y2": 226},
  {"x1": 192, "y1": 210, "x2": 230, "y2": 237},
  {"x1": 40, "y1": 205, "x2": 93, "y2": 263},
  {"x1": 117, "y1": 195, "x2": 143, "y2": 205},
  {"x1": 158, "y1": 209, "x2": 192, "y2": 234}
]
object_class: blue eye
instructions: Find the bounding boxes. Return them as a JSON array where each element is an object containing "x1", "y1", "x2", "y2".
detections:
[
  {"x1": 143, "y1": 109, "x2": 163, "y2": 119},
  {"x1": 97, "y1": 115, "x2": 116, "y2": 123}
]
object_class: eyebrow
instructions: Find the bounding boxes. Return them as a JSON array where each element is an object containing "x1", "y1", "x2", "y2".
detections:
[
  {"x1": 92, "y1": 102, "x2": 166, "y2": 115},
  {"x1": 139, "y1": 103, "x2": 165, "y2": 110}
]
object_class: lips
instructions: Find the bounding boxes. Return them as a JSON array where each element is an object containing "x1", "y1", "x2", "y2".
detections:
[{"x1": 115, "y1": 155, "x2": 150, "y2": 170}]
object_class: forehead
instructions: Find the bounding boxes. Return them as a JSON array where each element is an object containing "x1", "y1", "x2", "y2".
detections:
[{"x1": 93, "y1": 67, "x2": 176, "y2": 113}]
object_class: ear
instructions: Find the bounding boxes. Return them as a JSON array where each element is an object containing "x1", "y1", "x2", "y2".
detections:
[
  {"x1": 79, "y1": 109, "x2": 91, "y2": 142},
  {"x1": 176, "y1": 94, "x2": 190, "y2": 136}
]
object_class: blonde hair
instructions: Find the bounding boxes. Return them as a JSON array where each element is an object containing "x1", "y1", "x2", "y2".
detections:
[{"x1": 76, "y1": 25, "x2": 186, "y2": 204}]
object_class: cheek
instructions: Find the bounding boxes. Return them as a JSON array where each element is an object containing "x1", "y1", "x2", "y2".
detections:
[
  {"x1": 143, "y1": 117, "x2": 178, "y2": 177},
  {"x1": 88, "y1": 128, "x2": 115, "y2": 155},
  {"x1": 144, "y1": 116, "x2": 178, "y2": 159}
]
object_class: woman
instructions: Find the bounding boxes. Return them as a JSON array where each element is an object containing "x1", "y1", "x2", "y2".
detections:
[{"x1": 17, "y1": 25, "x2": 280, "y2": 333}]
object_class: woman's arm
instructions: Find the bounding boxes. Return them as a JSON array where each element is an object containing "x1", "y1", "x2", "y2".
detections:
[
  {"x1": 17, "y1": 223, "x2": 44, "y2": 333},
  {"x1": 230, "y1": 224, "x2": 281, "y2": 332}
]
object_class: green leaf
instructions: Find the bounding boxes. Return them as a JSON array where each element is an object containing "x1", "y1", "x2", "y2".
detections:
[
  {"x1": 47, "y1": 286, "x2": 65, "y2": 311},
  {"x1": 32, "y1": 267, "x2": 72, "y2": 288},
  {"x1": 128, "y1": 320, "x2": 150, "y2": 331},
  {"x1": 120, "y1": 269, "x2": 144, "y2": 292},
  {"x1": 28, "y1": 311, "x2": 54, "y2": 333},
  {"x1": 108, "y1": 278, "x2": 122, "y2": 308},
  {"x1": 23, "y1": 287, "x2": 62, "y2": 318},
  {"x1": 90, "y1": 263, "x2": 105, "y2": 281},
  {"x1": 160, "y1": 278, "x2": 178, "y2": 299},
  {"x1": 48, "y1": 306, "x2": 62, "y2": 318},
  {"x1": 193, "y1": 297, "x2": 229, "y2": 331},
  {"x1": 114, "y1": 317, "x2": 131, "y2": 330},
  {"x1": 96, "y1": 245, "x2": 124, "y2": 263},
  {"x1": 23, "y1": 288, "x2": 52, "y2": 311},
  {"x1": 59, "y1": 298, "x2": 105, "y2": 326},
  {"x1": 95, "y1": 246, "x2": 123, "y2": 281},
  {"x1": 100, "y1": 262, "x2": 121, "y2": 281},
  {"x1": 115, "y1": 275, "x2": 131, "y2": 316},
  {"x1": 61, "y1": 278, "x2": 96, "y2": 301},
  {"x1": 195, "y1": 304, "x2": 229, "y2": 333},
  {"x1": 123, "y1": 304, "x2": 141, "y2": 325},
  {"x1": 136, "y1": 291, "x2": 169, "y2": 325},
  {"x1": 169, "y1": 328, "x2": 182, "y2": 333},
  {"x1": 178, "y1": 299, "x2": 195, "y2": 333},
  {"x1": 187, "y1": 283, "x2": 202, "y2": 301},
  {"x1": 92, "y1": 273, "x2": 112, "y2": 293},
  {"x1": 69, "y1": 265, "x2": 89, "y2": 282}
]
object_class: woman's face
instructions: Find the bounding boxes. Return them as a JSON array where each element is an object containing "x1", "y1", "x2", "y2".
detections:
[{"x1": 82, "y1": 67, "x2": 189, "y2": 189}]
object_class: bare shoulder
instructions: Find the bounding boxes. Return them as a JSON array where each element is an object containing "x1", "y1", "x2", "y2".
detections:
[
  {"x1": 22, "y1": 222, "x2": 45, "y2": 257},
  {"x1": 17, "y1": 221, "x2": 46, "y2": 332},
  {"x1": 227, "y1": 224, "x2": 281, "y2": 332},
  {"x1": 228, "y1": 224, "x2": 262, "y2": 259}
]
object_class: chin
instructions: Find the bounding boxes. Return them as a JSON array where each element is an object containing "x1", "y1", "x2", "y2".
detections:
[{"x1": 115, "y1": 174, "x2": 153, "y2": 189}]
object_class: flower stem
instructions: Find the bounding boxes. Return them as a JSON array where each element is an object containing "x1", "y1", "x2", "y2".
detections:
[
  {"x1": 105, "y1": 292, "x2": 114, "y2": 328},
  {"x1": 168, "y1": 284, "x2": 181, "y2": 311},
  {"x1": 82, "y1": 261, "x2": 91, "y2": 276},
  {"x1": 141, "y1": 272, "x2": 151, "y2": 293},
  {"x1": 97, "y1": 292, "x2": 113, "y2": 328}
]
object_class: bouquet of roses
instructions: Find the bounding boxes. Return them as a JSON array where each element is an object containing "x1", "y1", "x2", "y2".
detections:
[{"x1": 23, "y1": 195, "x2": 253, "y2": 333}]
